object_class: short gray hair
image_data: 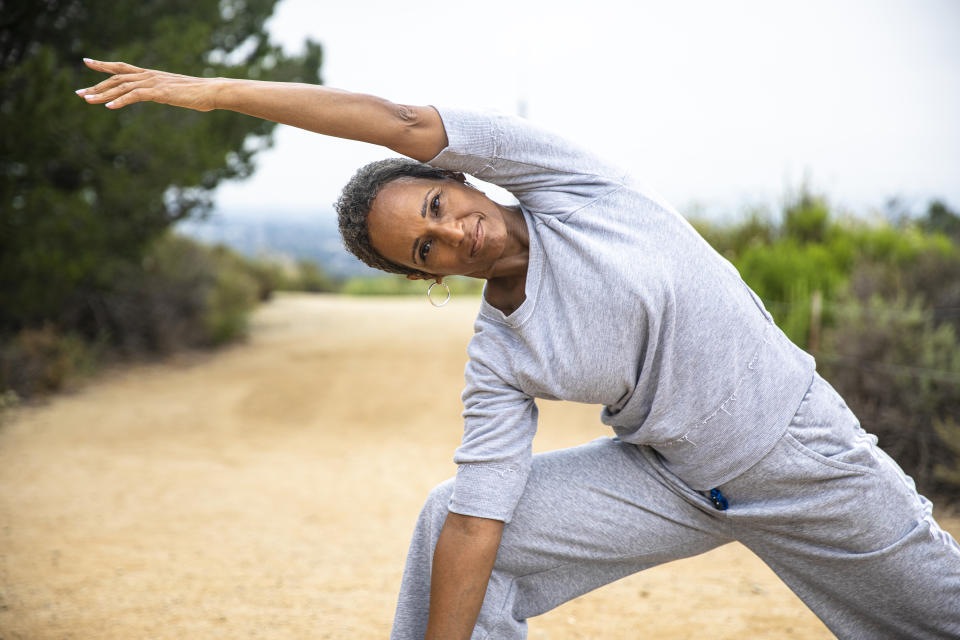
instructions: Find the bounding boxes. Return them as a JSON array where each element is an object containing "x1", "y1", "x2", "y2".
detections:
[{"x1": 335, "y1": 158, "x2": 468, "y2": 276}]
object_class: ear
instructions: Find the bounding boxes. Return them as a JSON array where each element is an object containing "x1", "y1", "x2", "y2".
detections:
[
  {"x1": 405, "y1": 273, "x2": 439, "y2": 282},
  {"x1": 441, "y1": 170, "x2": 468, "y2": 184}
]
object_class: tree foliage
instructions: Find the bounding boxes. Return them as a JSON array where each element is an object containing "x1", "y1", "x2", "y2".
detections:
[
  {"x1": 922, "y1": 199, "x2": 960, "y2": 244},
  {"x1": 0, "y1": 0, "x2": 322, "y2": 334}
]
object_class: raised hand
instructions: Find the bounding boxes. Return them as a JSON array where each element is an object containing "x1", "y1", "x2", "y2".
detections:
[
  {"x1": 75, "y1": 57, "x2": 447, "y2": 161},
  {"x1": 76, "y1": 58, "x2": 220, "y2": 111}
]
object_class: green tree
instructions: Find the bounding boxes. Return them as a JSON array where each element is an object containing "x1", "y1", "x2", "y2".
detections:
[
  {"x1": 921, "y1": 200, "x2": 960, "y2": 244},
  {"x1": 0, "y1": 0, "x2": 321, "y2": 335}
]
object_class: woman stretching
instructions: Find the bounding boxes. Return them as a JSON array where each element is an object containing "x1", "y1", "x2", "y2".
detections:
[{"x1": 79, "y1": 58, "x2": 960, "y2": 639}]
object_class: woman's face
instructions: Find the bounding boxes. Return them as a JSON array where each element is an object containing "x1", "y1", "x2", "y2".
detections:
[{"x1": 366, "y1": 177, "x2": 510, "y2": 280}]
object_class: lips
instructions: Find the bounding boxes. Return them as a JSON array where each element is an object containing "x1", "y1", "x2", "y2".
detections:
[{"x1": 471, "y1": 217, "x2": 484, "y2": 257}]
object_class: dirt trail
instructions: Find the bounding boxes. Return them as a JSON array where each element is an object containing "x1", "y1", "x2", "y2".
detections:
[{"x1": 1, "y1": 294, "x2": 955, "y2": 639}]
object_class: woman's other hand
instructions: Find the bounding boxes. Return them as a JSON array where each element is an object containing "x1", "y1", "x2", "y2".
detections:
[{"x1": 76, "y1": 58, "x2": 220, "y2": 111}]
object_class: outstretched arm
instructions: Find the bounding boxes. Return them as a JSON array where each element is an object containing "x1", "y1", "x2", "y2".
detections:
[{"x1": 77, "y1": 58, "x2": 448, "y2": 162}]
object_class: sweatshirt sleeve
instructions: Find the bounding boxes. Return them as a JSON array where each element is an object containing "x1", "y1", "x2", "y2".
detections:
[
  {"x1": 449, "y1": 335, "x2": 539, "y2": 523},
  {"x1": 427, "y1": 107, "x2": 625, "y2": 217}
]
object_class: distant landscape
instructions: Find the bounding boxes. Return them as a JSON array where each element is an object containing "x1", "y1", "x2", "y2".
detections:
[{"x1": 177, "y1": 209, "x2": 378, "y2": 279}]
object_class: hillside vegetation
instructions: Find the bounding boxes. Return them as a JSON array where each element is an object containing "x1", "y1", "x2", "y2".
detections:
[{"x1": 694, "y1": 193, "x2": 960, "y2": 501}]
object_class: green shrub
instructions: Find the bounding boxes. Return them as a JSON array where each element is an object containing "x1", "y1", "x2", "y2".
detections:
[
  {"x1": 98, "y1": 234, "x2": 214, "y2": 353},
  {"x1": 0, "y1": 233, "x2": 261, "y2": 398},
  {"x1": 735, "y1": 239, "x2": 849, "y2": 346},
  {"x1": 340, "y1": 275, "x2": 483, "y2": 296},
  {"x1": 340, "y1": 276, "x2": 423, "y2": 296},
  {"x1": 90, "y1": 233, "x2": 260, "y2": 353},
  {"x1": 203, "y1": 250, "x2": 260, "y2": 345},
  {"x1": 211, "y1": 247, "x2": 286, "y2": 302},
  {"x1": 282, "y1": 259, "x2": 338, "y2": 293},
  {"x1": 693, "y1": 207, "x2": 775, "y2": 263},
  {"x1": 849, "y1": 224, "x2": 953, "y2": 265},
  {"x1": 784, "y1": 191, "x2": 830, "y2": 244}
]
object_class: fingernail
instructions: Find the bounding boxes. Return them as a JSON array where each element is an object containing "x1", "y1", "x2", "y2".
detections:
[
  {"x1": 75, "y1": 88, "x2": 87, "y2": 96},
  {"x1": 106, "y1": 101, "x2": 115, "y2": 108},
  {"x1": 84, "y1": 94, "x2": 97, "y2": 100},
  {"x1": 83, "y1": 57, "x2": 93, "y2": 63}
]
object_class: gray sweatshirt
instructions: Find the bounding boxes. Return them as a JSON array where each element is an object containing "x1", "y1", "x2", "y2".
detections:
[{"x1": 428, "y1": 108, "x2": 816, "y2": 523}]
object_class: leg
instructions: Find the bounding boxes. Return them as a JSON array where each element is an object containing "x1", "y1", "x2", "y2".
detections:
[
  {"x1": 390, "y1": 437, "x2": 732, "y2": 640},
  {"x1": 721, "y1": 375, "x2": 960, "y2": 639}
]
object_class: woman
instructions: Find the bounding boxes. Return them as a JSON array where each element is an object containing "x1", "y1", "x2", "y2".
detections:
[{"x1": 79, "y1": 59, "x2": 960, "y2": 639}]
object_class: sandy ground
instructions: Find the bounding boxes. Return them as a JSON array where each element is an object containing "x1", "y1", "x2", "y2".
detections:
[{"x1": 1, "y1": 293, "x2": 956, "y2": 639}]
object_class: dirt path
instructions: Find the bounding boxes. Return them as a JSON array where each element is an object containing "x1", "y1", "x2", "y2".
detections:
[{"x1": 1, "y1": 294, "x2": 955, "y2": 639}]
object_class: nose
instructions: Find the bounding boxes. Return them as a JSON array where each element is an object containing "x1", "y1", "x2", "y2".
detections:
[{"x1": 429, "y1": 218, "x2": 465, "y2": 246}]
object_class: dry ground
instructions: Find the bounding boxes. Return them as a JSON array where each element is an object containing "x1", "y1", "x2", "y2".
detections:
[{"x1": 1, "y1": 294, "x2": 956, "y2": 639}]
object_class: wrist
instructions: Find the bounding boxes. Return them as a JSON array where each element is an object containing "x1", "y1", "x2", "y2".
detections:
[{"x1": 209, "y1": 77, "x2": 236, "y2": 111}]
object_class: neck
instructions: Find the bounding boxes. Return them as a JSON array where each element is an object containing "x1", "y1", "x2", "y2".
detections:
[{"x1": 487, "y1": 204, "x2": 529, "y2": 280}]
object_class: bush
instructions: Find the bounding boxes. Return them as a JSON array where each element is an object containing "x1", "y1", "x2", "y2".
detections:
[
  {"x1": 280, "y1": 259, "x2": 338, "y2": 293},
  {"x1": 849, "y1": 247, "x2": 960, "y2": 336},
  {"x1": 340, "y1": 275, "x2": 484, "y2": 297},
  {"x1": 693, "y1": 207, "x2": 775, "y2": 263},
  {"x1": 212, "y1": 248, "x2": 286, "y2": 302},
  {"x1": 0, "y1": 325, "x2": 98, "y2": 396},
  {"x1": 96, "y1": 233, "x2": 216, "y2": 353},
  {"x1": 735, "y1": 239, "x2": 850, "y2": 346},
  {"x1": 340, "y1": 276, "x2": 424, "y2": 296},
  {"x1": 934, "y1": 418, "x2": 960, "y2": 489},
  {"x1": 783, "y1": 191, "x2": 830, "y2": 244},
  {"x1": 0, "y1": 233, "x2": 261, "y2": 399},
  {"x1": 203, "y1": 249, "x2": 260, "y2": 345},
  {"x1": 821, "y1": 295, "x2": 960, "y2": 501}
]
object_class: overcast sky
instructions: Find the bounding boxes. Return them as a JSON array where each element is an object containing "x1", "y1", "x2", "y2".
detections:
[{"x1": 212, "y1": 0, "x2": 960, "y2": 221}]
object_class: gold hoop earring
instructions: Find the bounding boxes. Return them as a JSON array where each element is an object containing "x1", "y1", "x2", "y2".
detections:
[{"x1": 427, "y1": 281, "x2": 451, "y2": 307}]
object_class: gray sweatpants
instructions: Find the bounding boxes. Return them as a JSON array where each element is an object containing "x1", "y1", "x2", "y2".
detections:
[{"x1": 390, "y1": 375, "x2": 960, "y2": 639}]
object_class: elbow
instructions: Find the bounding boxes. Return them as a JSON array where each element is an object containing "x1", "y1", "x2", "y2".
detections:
[
  {"x1": 388, "y1": 103, "x2": 448, "y2": 162},
  {"x1": 395, "y1": 103, "x2": 420, "y2": 127},
  {"x1": 444, "y1": 511, "x2": 505, "y2": 540}
]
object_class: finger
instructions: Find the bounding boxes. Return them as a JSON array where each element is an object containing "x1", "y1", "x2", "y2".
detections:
[
  {"x1": 83, "y1": 80, "x2": 148, "y2": 105},
  {"x1": 103, "y1": 87, "x2": 152, "y2": 110},
  {"x1": 79, "y1": 72, "x2": 151, "y2": 100},
  {"x1": 83, "y1": 58, "x2": 145, "y2": 75}
]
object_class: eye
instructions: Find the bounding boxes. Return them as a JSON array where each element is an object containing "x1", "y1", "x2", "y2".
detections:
[
  {"x1": 419, "y1": 239, "x2": 432, "y2": 262},
  {"x1": 431, "y1": 194, "x2": 440, "y2": 216}
]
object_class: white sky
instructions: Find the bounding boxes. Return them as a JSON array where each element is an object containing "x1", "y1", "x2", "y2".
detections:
[{"x1": 213, "y1": 0, "x2": 960, "y2": 221}]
